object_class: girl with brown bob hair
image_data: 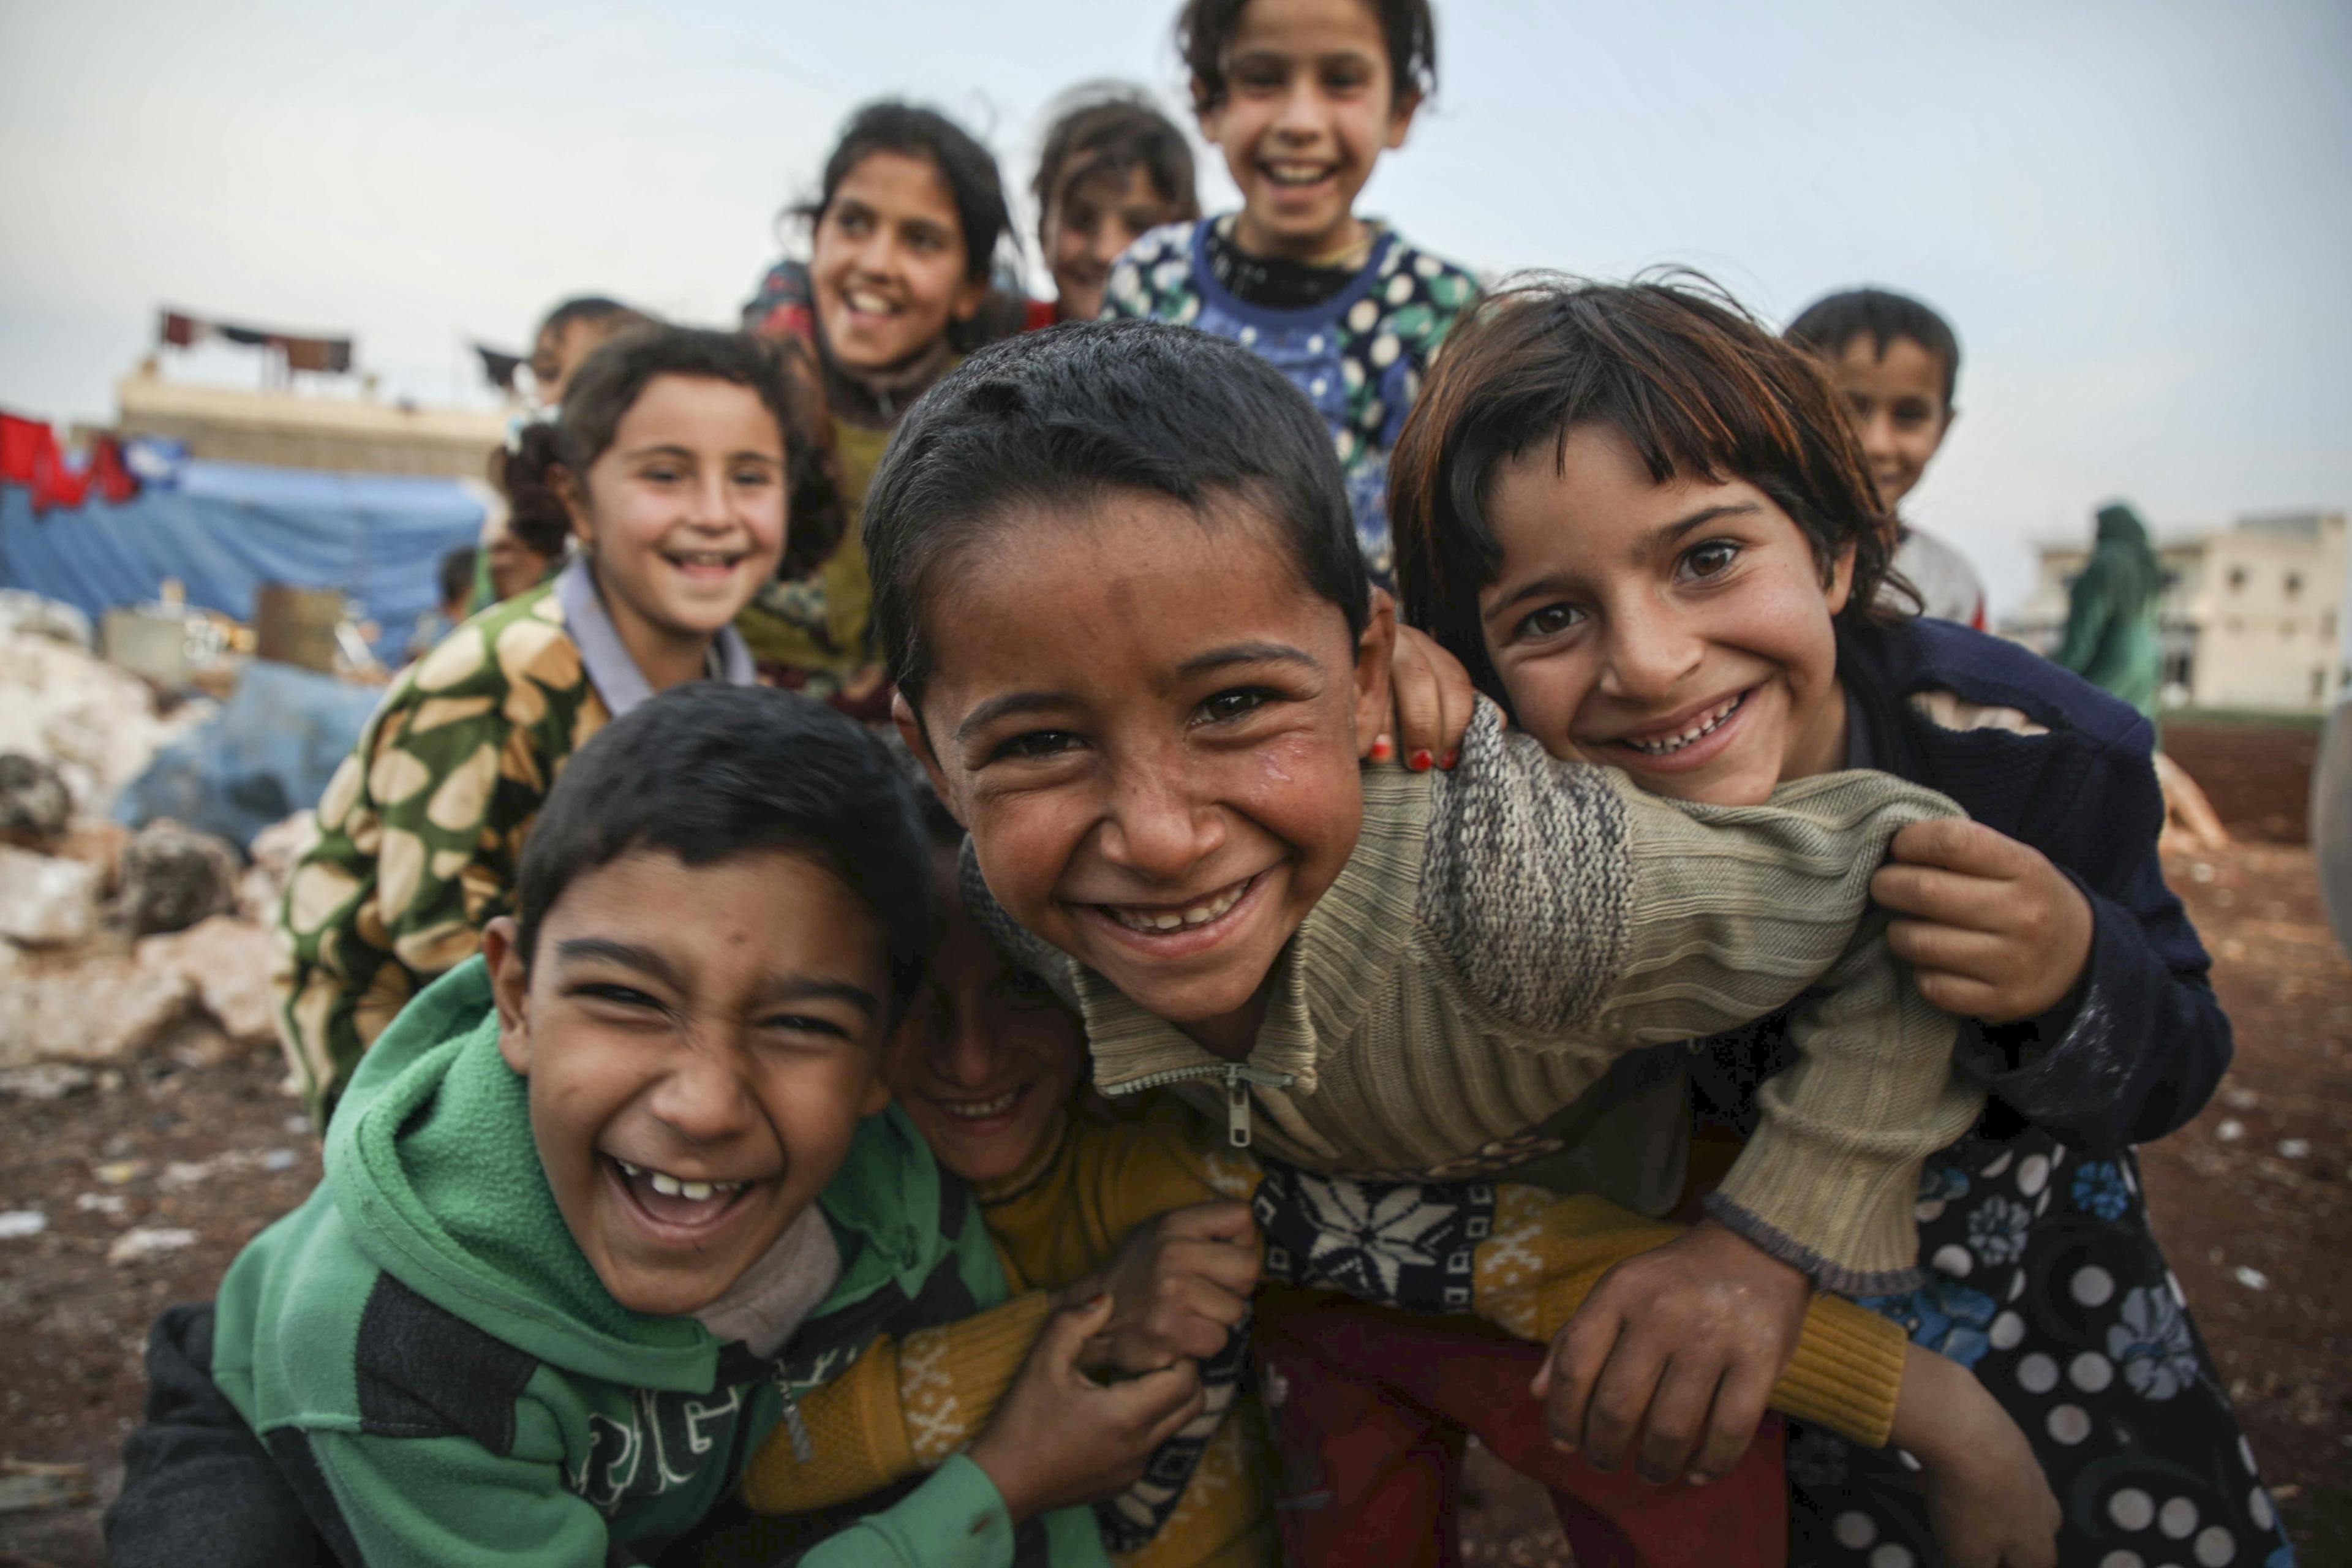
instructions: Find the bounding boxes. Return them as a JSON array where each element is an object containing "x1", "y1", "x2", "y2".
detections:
[{"x1": 1384, "y1": 274, "x2": 2277, "y2": 1566}]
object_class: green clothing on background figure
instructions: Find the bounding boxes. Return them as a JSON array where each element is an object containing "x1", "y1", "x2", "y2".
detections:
[{"x1": 2054, "y1": 502, "x2": 2166, "y2": 720}]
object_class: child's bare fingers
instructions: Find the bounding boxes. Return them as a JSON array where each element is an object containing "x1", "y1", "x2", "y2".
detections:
[
  {"x1": 1871, "y1": 862, "x2": 2010, "y2": 930},
  {"x1": 1580, "y1": 1332, "x2": 1671, "y2": 1472},
  {"x1": 1686, "y1": 1362, "x2": 1773, "y2": 1484},
  {"x1": 1630, "y1": 1357, "x2": 1721, "y2": 1483},
  {"x1": 1910, "y1": 966, "x2": 2008, "y2": 1019},
  {"x1": 1890, "y1": 817, "x2": 2019, "y2": 876},
  {"x1": 1536, "y1": 1314, "x2": 1619, "y2": 1448},
  {"x1": 1886, "y1": 917, "x2": 2012, "y2": 976}
]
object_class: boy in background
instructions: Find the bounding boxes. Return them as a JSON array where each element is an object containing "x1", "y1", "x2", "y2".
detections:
[{"x1": 1786, "y1": 287, "x2": 1986, "y2": 628}]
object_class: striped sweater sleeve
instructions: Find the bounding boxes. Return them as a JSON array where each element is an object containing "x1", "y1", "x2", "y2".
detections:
[{"x1": 1425, "y1": 703, "x2": 1983, "y2": 1291}]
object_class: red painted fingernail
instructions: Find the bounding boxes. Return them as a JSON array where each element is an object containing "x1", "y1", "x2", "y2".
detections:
[
  {"x1": 1440, "y1": 749, "x2": 1458, "y2": 770},
  {"x1": 1409, "y1": 749, "x2": 1434, "y2": 772},
  {"x1": 1370, "y1": 736, "x2": 1394, "y2": 762}
]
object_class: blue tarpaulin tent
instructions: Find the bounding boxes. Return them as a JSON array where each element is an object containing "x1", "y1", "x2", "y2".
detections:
[{"x1": 0, "y1": 459, "x2": 485, "y2": 654}]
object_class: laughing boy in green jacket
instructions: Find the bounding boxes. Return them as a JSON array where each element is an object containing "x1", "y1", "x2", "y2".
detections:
[{"x1": 108, "y1": 685, "x2": 1203, "y2": 1568}]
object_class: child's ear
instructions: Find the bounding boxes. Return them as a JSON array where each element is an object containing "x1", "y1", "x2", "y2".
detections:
[
  {"x1": 1384, "y1": 89, "x2": 1423, "y2": 151},
  {"x1": 483, "y1": 917, "x2": 534, "y2": 1076},
  {"x1": 892, "y1": 692, "x2": 964, "y2": 826},
  {"x1": 1352, "y1": 588, "x2": 1401, "y2": 757},
  {"x1": 1825, "y1": 540, "x2": 1860, "y2": 616},
  {"x1": 949, "y1": 276, "x2": 987, "y2": 327},
  {"x1": 859, "y1": 1068, "x2": 892, "y2": 1119},
  {"x1": 551, "y1": 464, "x2": 593, "y2": 552}
]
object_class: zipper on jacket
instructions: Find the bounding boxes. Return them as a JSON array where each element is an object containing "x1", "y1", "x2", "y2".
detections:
[
  {"x1": 772, "y1": 1368, "x2": 814, "y2": 1464},
  {"x1": 1099, "y1": 1061, "x2": 1295, "y2": 1148}
]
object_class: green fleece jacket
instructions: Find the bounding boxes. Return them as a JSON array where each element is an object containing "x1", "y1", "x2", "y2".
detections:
[{"x1": 208, "y1": 959, "x2": 1110, "y2": 1568}]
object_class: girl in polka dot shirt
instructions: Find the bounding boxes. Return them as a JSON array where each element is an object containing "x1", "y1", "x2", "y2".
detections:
[{"x1": 1102, "y1": 0, "x2": 1477, "y2": 587}]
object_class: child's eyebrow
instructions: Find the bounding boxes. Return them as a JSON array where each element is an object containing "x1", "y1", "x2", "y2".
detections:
[
  {"x1": 619, "y1": 443, "x2": 699, "y2": 462},
  {"x1": 556, "y1": 937, "x2": 684, "y2": 989},
  {"x1": 752, "y1": 977, "x2": 881, "y2": 1017},
  {"x1": 1175, "y1": 642, "x2": 1319, "y2": 679}
]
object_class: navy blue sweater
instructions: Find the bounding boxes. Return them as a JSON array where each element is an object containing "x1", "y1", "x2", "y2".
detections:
[{"x1": 1691, "y1": 616, "x2": 2230, "y2": 1154}]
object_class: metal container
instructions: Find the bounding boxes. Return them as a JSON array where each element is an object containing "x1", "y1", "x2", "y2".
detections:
[{"x1": 253, "y1": 583, "x2": 346, "y2": 673}]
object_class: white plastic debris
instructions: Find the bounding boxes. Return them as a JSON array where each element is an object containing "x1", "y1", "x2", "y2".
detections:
[
  {"x1": 75, "y1": 1193, "x2": 127, "y2": 1216},
  {"x1": 108, "y1": 1226, "x2": 199, "y2": 1265},
  {"x1": 262, "y1": 1148, "x2": 298, "y2": 1172},
  {"x1": 2278, "y1": 1139, "x2": 2310, "y2": 1160},
  {"x1": 2233, "y1": 1265, "x2": 2269, "y2": 1292},
  {"x1": 0, "y1": 1210, "x2": 48, "y2": 1240},
  {"x1": 2215, "y1": 1119, "x2": 2244, "y2": 1143}
]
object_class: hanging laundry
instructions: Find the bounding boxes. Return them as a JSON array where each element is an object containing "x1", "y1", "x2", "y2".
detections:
[
  {"x1": 83, "y1": 435, "x2": 140, "y2": 505},
  {"x1": 0, "y1": 412, "x2": 54, "y2": 488},
  {"x1": 159, "y1": 311, "x2": 210, "y2": 348},
  {"x1": 475, "y1": 344, "x2": 525, "y2": 393},
  {"x1": 281, "y1": 336, "x2": 354, "y2": 374}
]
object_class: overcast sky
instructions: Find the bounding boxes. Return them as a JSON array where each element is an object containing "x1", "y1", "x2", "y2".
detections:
[{"x1": 3, "y1": 0, "x2": 2348, "y2": 617}]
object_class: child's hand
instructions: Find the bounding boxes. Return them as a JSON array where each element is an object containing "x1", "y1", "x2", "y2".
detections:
[
  {"x1": 1377, "y1": 624, "x2": 1476, "y2": 772},
  {"x1": 1872, "y1": 819, "x2": 2095, "y2": 1023},
  {"x1": 1529, "y1": 1218, "x2": 1808, "y2": 1485},
  {"x1": 1890, "y1": 1343, "x2": 2060, "y2": 1567},
  {"x1": 967, "y1": 1292, "x2": 1206, "y2": 1523},
  {"x1": 1069, "y1": 1200, "x2": 1261, "y2": 1376}
]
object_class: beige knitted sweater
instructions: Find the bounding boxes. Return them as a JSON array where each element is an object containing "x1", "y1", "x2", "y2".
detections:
[{"x1": 965, "y1": 701, "x2": 1985, "y2": 1294}]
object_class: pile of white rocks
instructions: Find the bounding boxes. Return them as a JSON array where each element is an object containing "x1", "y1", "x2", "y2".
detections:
[{"x1": 0, "y1": 605, "x2": 306, "y2": 1088}]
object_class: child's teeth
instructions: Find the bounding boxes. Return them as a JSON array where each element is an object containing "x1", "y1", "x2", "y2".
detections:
[
  {"x1": 679, "y1": 1181, "x2": 712, "y2": 1201},
  {"x1": 1109, "y1": 881, "x2": 1245, "y2": 933},
  {"x1": 649, "y1": 1171, "x2": 681, "y2": 1196},
  {"x1": 617, "y1": 1158, "x2": 642, "y2": 1176}
]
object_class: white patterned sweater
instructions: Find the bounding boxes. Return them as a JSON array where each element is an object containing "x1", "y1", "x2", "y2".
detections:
[{"x1": 963, "y1": 699, "x2": 1985, "y2": 1294}]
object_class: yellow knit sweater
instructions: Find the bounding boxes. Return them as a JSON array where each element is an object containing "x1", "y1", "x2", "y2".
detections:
[{"x1": 739, "y1": 1101, "x2": 1909, "y2": 1567}]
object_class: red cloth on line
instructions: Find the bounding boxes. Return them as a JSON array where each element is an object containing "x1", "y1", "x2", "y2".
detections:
[{"x1": 1254, "y1": 1293, "x2": 1789, "y2": 1568}]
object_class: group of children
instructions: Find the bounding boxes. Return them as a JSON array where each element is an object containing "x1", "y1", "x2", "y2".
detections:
[{"x1": 106, "y1": 2, "x2": 2292, "y2": 1566}]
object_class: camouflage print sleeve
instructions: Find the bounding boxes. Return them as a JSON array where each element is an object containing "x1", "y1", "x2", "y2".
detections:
[{"x1": 272, "y1": 590, "x2": 606, "y2": 1122}]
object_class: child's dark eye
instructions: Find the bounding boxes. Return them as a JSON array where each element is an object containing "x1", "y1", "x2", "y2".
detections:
[
  {"x1": 989, "y1": 729, "x2": 1081, "y2": 764},
  {"x1": 1197, "y1": 687, "x2": 1276, "y2": 725},
  {"x1": 1513, "y1": 603, "x2": 1583, "y2": 641},
  {"x1": 732, "y1": 465, "x2": 776, "y2": 486},
  {"x1": 758, "y1": 1011, "x2": 850, "y2": 1041},
  {"x1": 643, "y1": 466, "x2": 682, "y2": 484},
  {"x1": 572, "y1": 982, "x2": 662, "y2": 1011},
  {"x1": 1683, "y1": 541, "x2": 1741, "y2": 580}
]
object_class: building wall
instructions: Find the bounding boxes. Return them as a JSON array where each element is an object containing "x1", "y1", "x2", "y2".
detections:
[
  {"x1": 2007, "y1": 512, "x2": 2348, "y2": 713},
  {"x1": 115, "y1": 371, "x2": 507, "y2": 480}
]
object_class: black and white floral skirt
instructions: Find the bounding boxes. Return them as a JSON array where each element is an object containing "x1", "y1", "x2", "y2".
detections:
[{"x1": 1787, "y1": 1128, "x2": 2296, "y2": 1567}]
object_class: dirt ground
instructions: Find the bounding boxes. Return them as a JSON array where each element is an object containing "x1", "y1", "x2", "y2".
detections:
[{"x1": 2, "y1": 720, "x2": 2344, "y2": 1566}]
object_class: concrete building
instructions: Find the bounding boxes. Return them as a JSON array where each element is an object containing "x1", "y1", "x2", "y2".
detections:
[
  {"x1": 110, "y1": 363, "x2": 508, "y2": 480},
  {"x1": 2007, "y1": 511, "x2": 2348, "y2": 712}
]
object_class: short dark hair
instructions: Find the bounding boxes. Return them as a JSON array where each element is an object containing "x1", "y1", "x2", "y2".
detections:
[
  {"x1": 514, "y1": 684, "x2": 933, "y2": 1027},
  {"x1": 1785, "y1": 287, "x2": 1962, "y2": 407},
  {"x1": 436, "y1": 546, "x2": 477, "y2": 607},
  {"x1": 1390, "y1": 273, "x2": 1910, "y2": 705},
  {"x1": 864, "y1": 318, "x2": 1369, "y2": 716},
  {"x1": 556, "y1": 325, "x2": 846, "y2": 579},
  {"x1": 1179, "y1": 0, "x2": 1436, "y2": 109},
  {"x1": 796, "y1": 100, "x2": 1011, "y2": 289},
  {"x1": 537, "y1": 296, "x2": 654, "y2": 341},
  {"x1": 489, "y1": 421, "x2": 571, "y2": 561},
  {"x1": 1033, "y1": 86, "x2": 1200, "y2": 247}
]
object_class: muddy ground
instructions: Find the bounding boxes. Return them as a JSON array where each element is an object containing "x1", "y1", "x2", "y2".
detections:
[{"x1": 2, "y1": 718, "x2": 2344, "y2": 1566}]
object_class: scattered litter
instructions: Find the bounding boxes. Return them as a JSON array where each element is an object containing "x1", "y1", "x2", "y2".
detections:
[
  {"x1": 2215, "y1": 1119, "x2": 2244, "y2": 1143},
  {"x1": 0, "y1": 1457, "x2": 93, "y2": 1515},
  {"x1": 2278, "y1": 1138, "x2": 2310, "y2": 1159},
  {"x1": 2220, "y1": 1085, "x2": 2260, "y2": 1111},
  {"x1": 2233, "y1": 1265, "x2": 2269, "y2": 1292},
  {"x1": 75, "y1": 1192, "x2": 127, "y2": 1216},
  {"x1": 262, "y1": 1147, "x2": 298, "y2": 1172},
  {"x1": 0, "y1": 1210, "x2": 48, "y2": 1240},
  {"x1": 93, "y1": 1159, "x2": 147, "y2": 1185},
  {"x1": 159, "y1": 1159, "x2": 214, "y2": 1190},
  {"x1": 108, "y1": 1226, "x2": 198, "y2": 1264},
  {"x1": 284, "y1": 1114, "x2": 312, "y2": 1135},
  {"x1": 0, "y1": 1063, "x2": 96, "y2": 1101}
]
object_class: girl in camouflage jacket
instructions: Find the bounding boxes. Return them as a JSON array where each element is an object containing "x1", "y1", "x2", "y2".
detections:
[{"x1": 273, "y1": 325, "x2": 842, "y2": 1120}]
